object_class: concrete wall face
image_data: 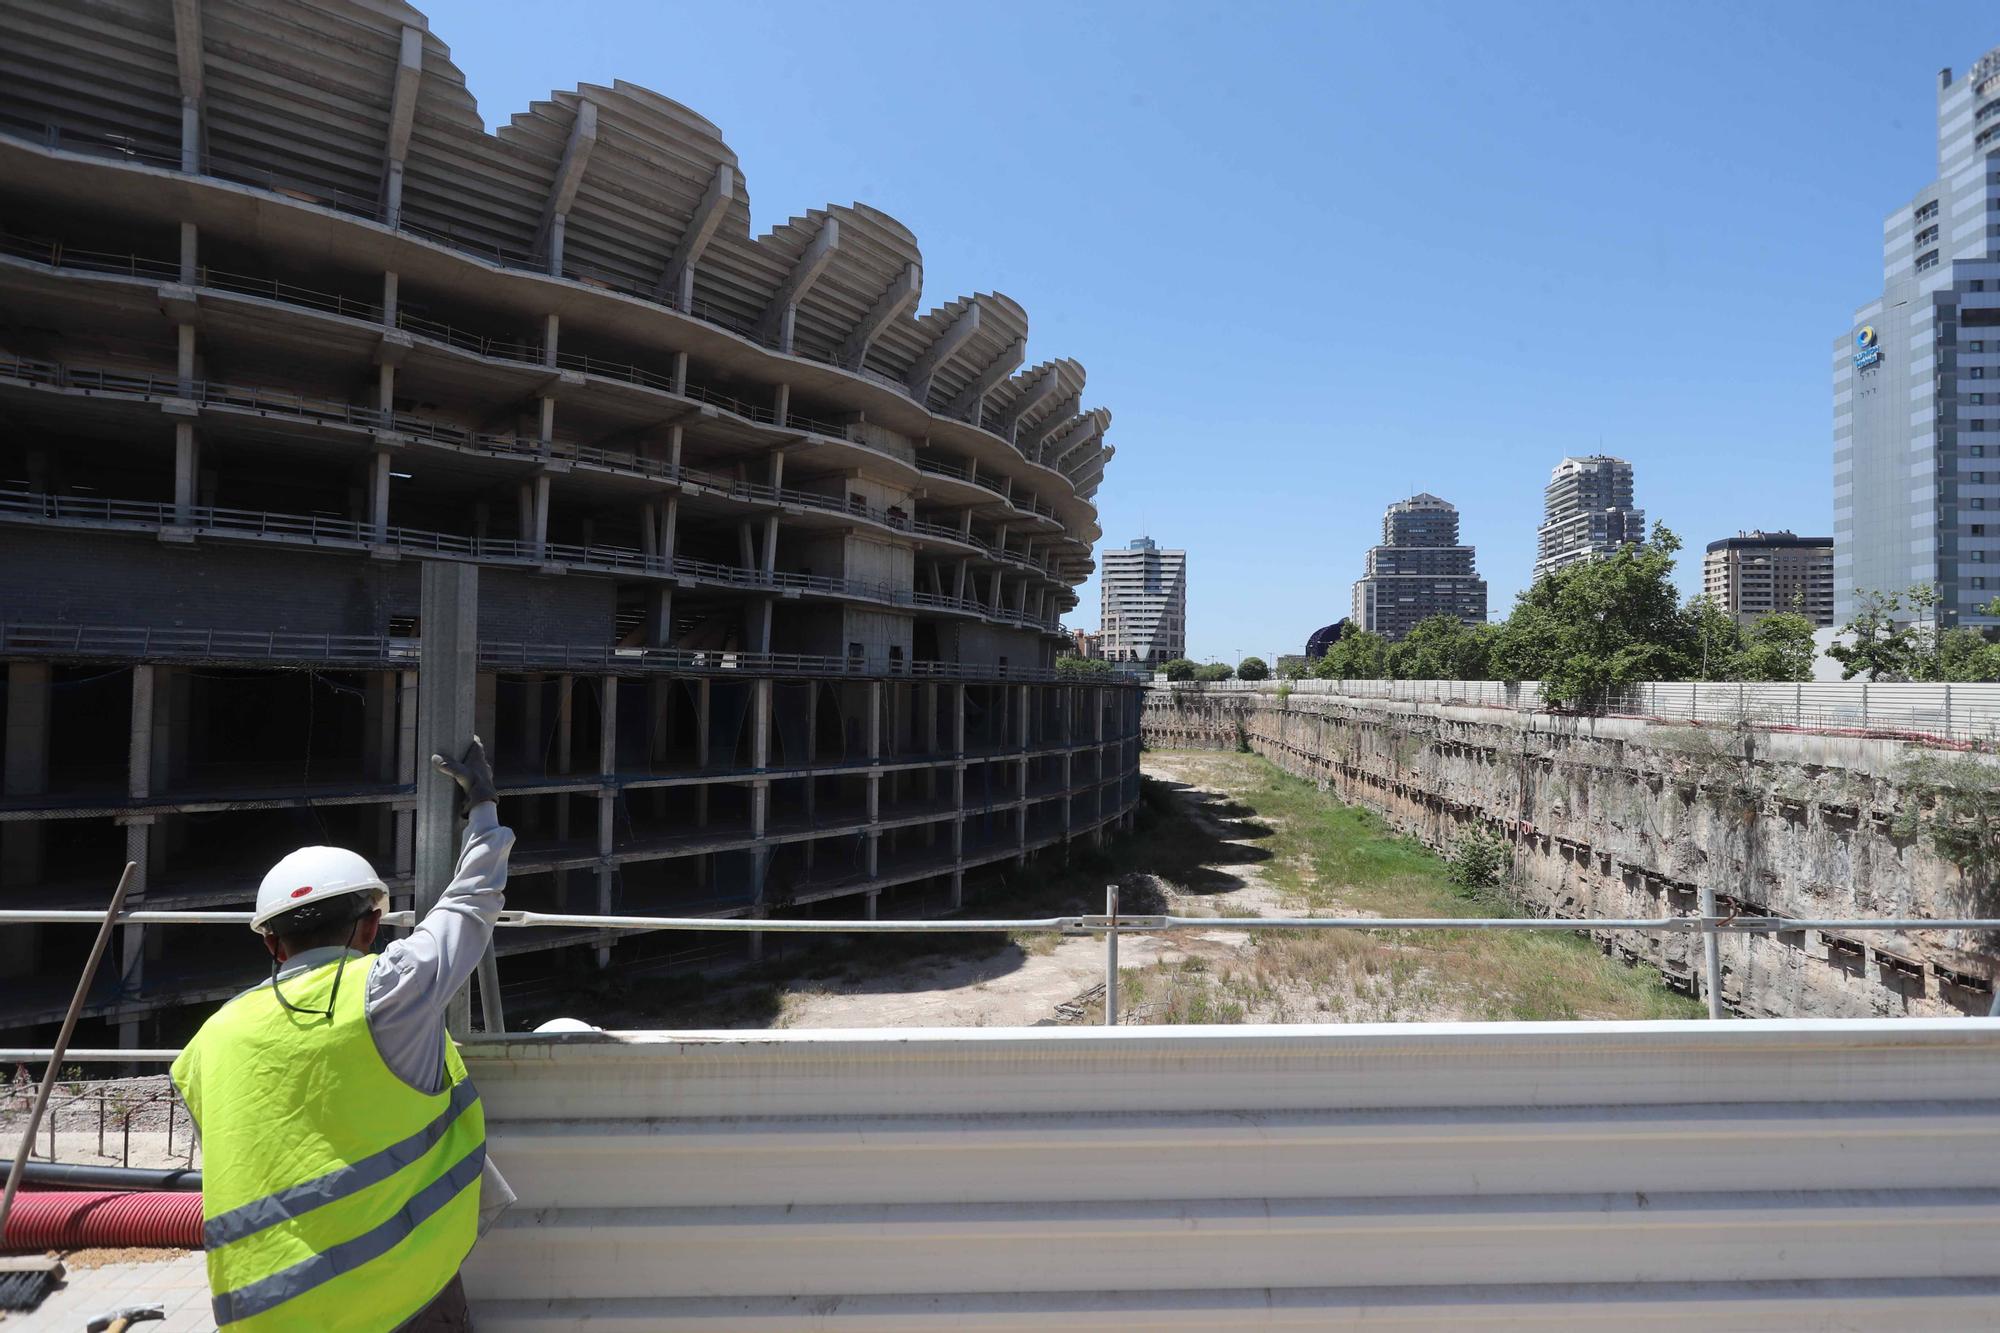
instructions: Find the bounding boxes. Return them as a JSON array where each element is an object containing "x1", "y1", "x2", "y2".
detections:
[
  {"x1": 0, "y1": 0, "x2": 1143, "y2": 1043},
  {"x1": 1840, "y1": 48, "x2": 2000, "y2": 626},
  {"x1": 1146, "y1": 687, "x2": 1998, "y2": 1020}
]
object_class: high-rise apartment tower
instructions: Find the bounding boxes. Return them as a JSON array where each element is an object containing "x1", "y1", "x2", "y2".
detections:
[
  {"x1": 1350, "y1": 493, "x2": 1487, "y2": 640},
  {"x1": 1835, "y1": 46, "x2": 2000, "y2": 627},
  {"x1": 1703, "y1": 532, "x2": 1836, "y2": 627},
  {"x1": 1533, "y1": 456, "x2": 1646, "y2": 580},
  {"x1": 1100, "y1": 538, "x2": 1187, "y2": 665}
]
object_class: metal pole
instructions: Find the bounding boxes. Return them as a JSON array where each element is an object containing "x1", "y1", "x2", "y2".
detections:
[
  {"x1": 1699, "y1": 883, "x2": 1723, "y2": 1020},
  {"x1": 1103, "y1": 884, "x2": 1119, "y2": 1026},
  {"x1": 0, "y1": 862, "x2": 138, "y2": 1237}
]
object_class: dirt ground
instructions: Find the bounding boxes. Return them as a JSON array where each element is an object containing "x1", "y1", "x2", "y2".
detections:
[{"x1": 773, "y1": 752, "x2": 1309, "y2": 1028}]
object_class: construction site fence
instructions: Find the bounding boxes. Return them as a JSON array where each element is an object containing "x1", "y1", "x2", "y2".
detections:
[
  {"x1": 5, "y1": 902, "x2": 1999, "y2": 1043},
  {"x1": 1164, "y1": 677, "x2": 2000, "y2": 745}
]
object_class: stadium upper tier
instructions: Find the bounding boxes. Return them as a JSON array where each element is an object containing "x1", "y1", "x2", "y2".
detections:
[{"x1": 0, "y1": 0, "x2": 1113, "y2": 562}]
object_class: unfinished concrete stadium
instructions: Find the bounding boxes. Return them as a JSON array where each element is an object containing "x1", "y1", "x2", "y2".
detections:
[{"x1": 0, "y1": 0, "x2": 1139, "y2": 1048}]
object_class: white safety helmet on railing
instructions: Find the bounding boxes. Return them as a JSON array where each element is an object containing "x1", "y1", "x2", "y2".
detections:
[{"x1": 251, "y1": 846, "x2": 389, "y2": 935}]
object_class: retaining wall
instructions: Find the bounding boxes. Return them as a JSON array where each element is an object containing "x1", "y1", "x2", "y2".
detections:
[{"x1": 1143, "y1": 685, "x2": 2000, "y2": 1019}]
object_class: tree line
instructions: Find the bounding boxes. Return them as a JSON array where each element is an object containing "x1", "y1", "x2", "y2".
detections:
[{"x1": 1156, "y1": 525, "x2": 2000, "y2": 705}]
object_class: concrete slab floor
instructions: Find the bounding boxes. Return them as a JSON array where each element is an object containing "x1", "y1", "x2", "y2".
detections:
[{"x1": 2, "y1": 1250, "x2": 208, "y2": 1331}]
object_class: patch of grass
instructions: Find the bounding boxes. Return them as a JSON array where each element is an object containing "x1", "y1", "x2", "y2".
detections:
[{"x1": 1139, "y1": 750, "x2": 1703, "y2": 1024}]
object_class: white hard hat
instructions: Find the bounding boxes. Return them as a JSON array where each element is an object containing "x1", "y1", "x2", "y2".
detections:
[{"x1": 252, "y1": 846, "x2": 389, "y2": 935}]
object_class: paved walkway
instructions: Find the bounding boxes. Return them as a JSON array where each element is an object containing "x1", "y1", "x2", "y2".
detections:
[{"x1": 5, "y1": 1251, "x2": 208, "y2": 1331}]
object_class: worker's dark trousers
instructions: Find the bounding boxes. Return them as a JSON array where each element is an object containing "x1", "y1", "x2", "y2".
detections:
[{"x1": 396, "y1": 1274, "x2": 473, "y2": 1331}]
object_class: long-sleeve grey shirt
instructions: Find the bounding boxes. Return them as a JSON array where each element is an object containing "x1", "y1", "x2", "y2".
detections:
[{"x1": 263, "y1": 800, "x2": 516, "y2": 1227}]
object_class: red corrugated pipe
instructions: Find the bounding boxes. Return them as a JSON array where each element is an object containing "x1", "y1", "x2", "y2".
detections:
[{"x1": 1, "y1": 1189, "x2": 202, "y2": 1250}]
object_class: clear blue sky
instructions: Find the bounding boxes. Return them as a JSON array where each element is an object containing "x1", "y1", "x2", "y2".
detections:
[{"x1": 428, "y1": 0, "x2": 1996, "y2": 664}]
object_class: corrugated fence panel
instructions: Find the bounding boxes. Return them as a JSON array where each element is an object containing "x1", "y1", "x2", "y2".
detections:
[{"x1": 462, "y1": 1021, "x2": 2000, "y2": 1330}]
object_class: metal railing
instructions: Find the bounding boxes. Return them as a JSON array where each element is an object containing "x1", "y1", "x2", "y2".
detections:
[
  {"x1": 0, "y1": 481, "x2": 1066, "y2": 623},
  {"x1": 0, "y1": 118, "x2": 1098, "y2": 511},
  {"x1": 1171, "y1": 677, "x2": 2000, "y2": 746},
  {"x1": 0, "y1": 217, "x2": 1089, "y2": 536},
  {"x1": 0, "y1": 1077, "x2": 196, "y2": 1170},
  {"x1": 0, "y1": 622, "x2": 1145, "y2": 683},
  {"x1": 0, "y1": 902, "x2": 1994, "y2": 1032}
]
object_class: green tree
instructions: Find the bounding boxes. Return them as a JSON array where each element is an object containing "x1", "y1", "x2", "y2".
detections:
[
  {"x1": 1312, "y1": 630, "x2": 1391, "y2": 679},
  {"x1": 1053, "y1": 655, "x2": 1112, "y2": 679},
  {"x1": 1159, "y1": 657, "x2": 1197, "y2": 682},
  {"x1": 1829, "y1": 585, "x2": 1936, "y2": 681},
  {"x1": 1490, "y1": 524, "x2": 1697, "y2": 706},
  {"x1": 1725, "y1": 611, "x2": 1818, "y2": 682},
  {"x1": 1193, "y1": 662, "x2": 1234, "y2": 683},
  {"x1": 1236, "y1": 655, "x2": 1270, "y2": 681},
  {"x1": 1392, "y1": 616, "x2": 1498, "y2": 680}
]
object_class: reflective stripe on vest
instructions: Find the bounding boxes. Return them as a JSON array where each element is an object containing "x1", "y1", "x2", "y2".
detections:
[
  {"x1": 171, "y1": 953, "x2": 485, "y2": 1332},
  {"x1": 212, "y1": 1140, "x2": 487, "y2": 1328}
]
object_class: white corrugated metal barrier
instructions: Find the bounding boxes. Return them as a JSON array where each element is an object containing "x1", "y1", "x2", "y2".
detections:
[{"x1": 462, "y1": 1020, "x2": 2000, "y2": 1330}]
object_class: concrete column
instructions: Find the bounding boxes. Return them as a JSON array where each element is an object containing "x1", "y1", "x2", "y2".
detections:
[
  {"x1": 750, "y1": 679, "x2": 772, "y2": 929},
  {"x1": 595, "y1": 675, "x2": 618, "y2": 969},
  {"x1": 867, "y1": 682, "x2": 883, "y2": 763},
  {"x1": 395, "y1": 669, "x2": 418, "y2": 876},
  {"x1": 954, "y1": 558, "x2": 969, "y2": 603},
  {"x1": 369, "y1": 450, "x2": 392, "y2": 541},
  {"x1": 598, "y1": 675, "x2": 619, "y2": 777},
  {"x1": 414, "y1": 562, "x2": 479, "y2": 1036},
  {"x1": 177, "y1": 324, "x2": 197, "y2": 388},
  {"x1": 531, "y1": 473, "x2": 551, "y2": 559},
  {"x1": 173, "y1": 424, "x2": 199, "y2": 522},
  {"x1": 178, "y1": 223, "x2": 198, "y2": 284},
  {"x1": 672, "y1": 350, "x2": 688, "y2": 397},
  {"x1": 694, "y1": 678, "x2": 711, "y2": 827},
  {"x1": 773, "y1": 383, "x2": 790, "y2": 430},
  {"x1": 804, "y1": 683, "x2": 819, "y2": 827},
  {"x1": 117, "y1": 666, "x2": 156, "y2": 992},
  {"x1": 1, "y1": 662, "x2": 51, "y2": 889},
  {"x1": 660, "y1": 497, "x2": 679, "y2": 568},
  {"x1": 180, "y1": 98, "x2": 200, "y2": 172}
]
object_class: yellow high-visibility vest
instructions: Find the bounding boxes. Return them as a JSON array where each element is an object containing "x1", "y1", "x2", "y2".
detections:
[{"x1": 172, "y1": 954, "x2": 485, "y2": 1332}]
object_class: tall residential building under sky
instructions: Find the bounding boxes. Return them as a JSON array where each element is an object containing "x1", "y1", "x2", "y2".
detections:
[
  {"x1": 1532, "y1": 455, "x2": 1647, "y2": 580},
  {"x1": 1836, "y1": 45, "x2": 2000, "y2": 628},
  {"x1": 1703, "y1": 531, "x2": 1836, "y2": 627},
  {"x1": 1100, "y1": 537, "x2": 1187, "y2": 665},
  {"x1": 1350, "y1": 493, "x2": 1488, "y2": 641}
]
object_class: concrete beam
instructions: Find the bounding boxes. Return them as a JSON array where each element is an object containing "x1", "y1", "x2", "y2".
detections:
[
  {"x1": 1018, "y1": 393, "x2": 1081, "y2": 458},
  {"x1": 379, "y1": 26, "x2": 424, "y2": 224},
  {"x1": 944, "y1": 337, "x2": 1025, "y2": 426},
  {"x1": 993, "y1": 365, "x2": 1059, "y2": 446},
  {"x1": 837, "y1": 263, "x2": 920, "y2": 371},
  {"x1": 535, "y1": 100, "x2": 599, "y2": 272},
  {"x1": 1042, "y1": 412, "x2": 1104, "y2": 469},
  {"x1": 906, "y1": 302, "x2": 981, "y2": 404},
  {"x1": 1063, "y1": 441, "x2": 1110, "y2": 480},
  {"x1": 757, "y1": 218, "x2": 839, "y2": 353},
  {"x1": 415, "y1": 561, "x2": 478, "y2": 1037},
  {"x1": 658, "y1": 163, "x2": 736, "y2": 307}
]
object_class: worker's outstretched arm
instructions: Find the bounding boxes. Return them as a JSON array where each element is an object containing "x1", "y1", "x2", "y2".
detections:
[{"x1": 367, "y1": 736, "x2": 515, "y2": 1094}]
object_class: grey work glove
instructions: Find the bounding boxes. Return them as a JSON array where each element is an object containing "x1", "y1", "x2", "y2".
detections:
[{"x1": 432, "y1": 735, "x2": 500, "y2": 810}]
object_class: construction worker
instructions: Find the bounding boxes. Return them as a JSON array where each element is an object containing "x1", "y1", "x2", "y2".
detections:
[{"x1": 171, "y1": 738, "x2": 515, "y2": 1332}]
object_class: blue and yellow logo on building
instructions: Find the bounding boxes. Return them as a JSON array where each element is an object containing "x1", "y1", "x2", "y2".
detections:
[{"x1": 1854, "y1": 325, "x2": 1881, "y2": 369}]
